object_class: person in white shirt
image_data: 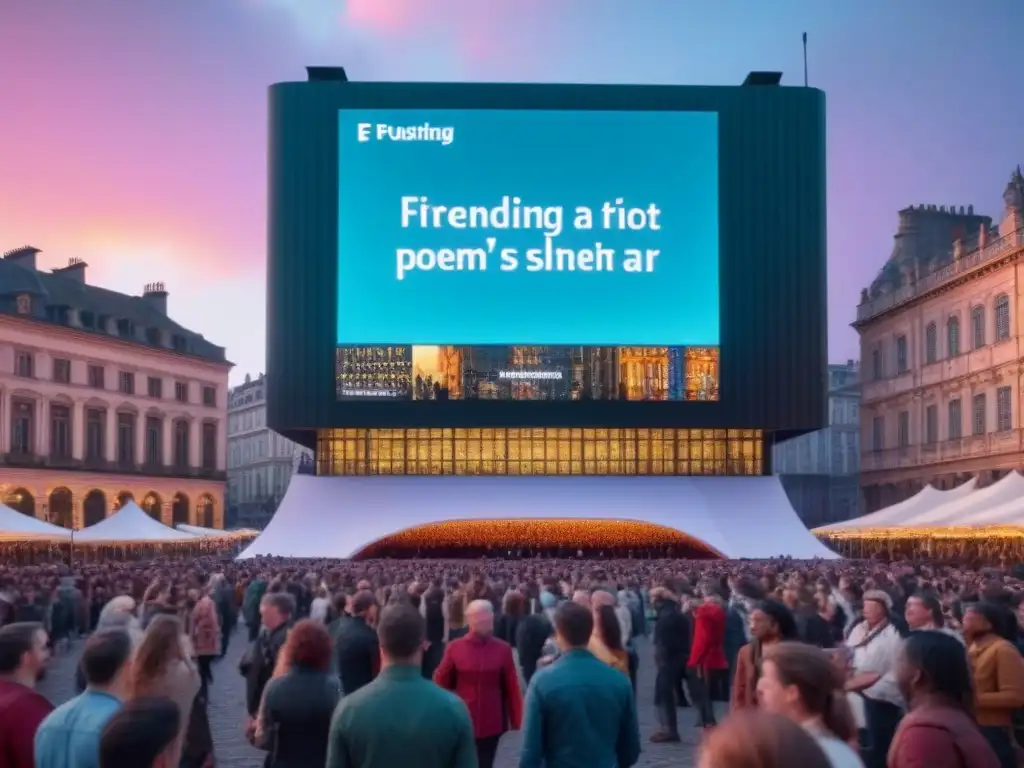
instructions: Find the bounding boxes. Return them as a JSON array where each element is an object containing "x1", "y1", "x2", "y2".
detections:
[{"x1": 844, "y1": 590, "x2": 905, "y2": 768}]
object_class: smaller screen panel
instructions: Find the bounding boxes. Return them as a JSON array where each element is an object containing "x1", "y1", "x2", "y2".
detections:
[{"x1": 335, "y1": 345, "x2": 719, "y2": 402}]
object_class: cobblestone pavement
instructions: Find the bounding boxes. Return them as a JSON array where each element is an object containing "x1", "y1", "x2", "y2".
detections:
[{"x1": 41, "y1": 627, "x2": 720, "y2": 767}]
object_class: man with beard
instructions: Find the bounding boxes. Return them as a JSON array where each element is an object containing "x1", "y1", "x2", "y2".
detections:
[{"x1": 0, "y1": 622, "x2": 53, "y2": 768}]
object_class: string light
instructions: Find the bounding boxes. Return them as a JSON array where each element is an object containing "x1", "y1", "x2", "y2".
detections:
[{"x1": 363, "y1": 518, "x2": 720, "y2": 553}]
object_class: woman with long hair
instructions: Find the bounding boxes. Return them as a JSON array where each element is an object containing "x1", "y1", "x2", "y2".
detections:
[
  {"x1": 447, "y1": 591, "x2": 468, "y2": 641},
  {"x1": 732, "y1": 600, "x2": 799, "y2": 710},
  {"x1": 190, "y1": 584, "x2": 221, "y2": 697},
  {"x1": 889, "y1": 630, "x2": 998, "y2": 768},
  {"x1": 758, "y1": 642, "x2": 863, "y2": 767},
  {"x1": 589, "y1": 603, "x2": 629, "y2": 675},
  {"x1": 255, "y1": 619, "x2": 340, "y2": 768},
  {"x1": 699, "y1": 711, "x2": 833, "y2": 768}
]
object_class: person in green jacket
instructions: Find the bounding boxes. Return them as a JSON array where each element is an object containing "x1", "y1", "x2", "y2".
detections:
[{"x1": 326, "y1": 602, "x2": 477, "y2": 768}]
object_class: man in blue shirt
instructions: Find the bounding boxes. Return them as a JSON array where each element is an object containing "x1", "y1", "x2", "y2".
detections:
[
  {"x1": 36, "y1": 629, "x2": 132, "y2": 768},
  {"x1": 520, "y1": 601, "x2": 641, "y2": 768}
]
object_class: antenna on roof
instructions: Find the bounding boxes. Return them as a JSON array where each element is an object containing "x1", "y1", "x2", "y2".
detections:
[{"x1": 802, "y1": 33, "x2": 809, "y2": 87}]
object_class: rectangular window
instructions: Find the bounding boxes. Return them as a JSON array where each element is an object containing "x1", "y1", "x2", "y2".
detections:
[
  {"x1": 175, "y1": 381, "x2": 189, "y2": 403},
  {"x1": 119, "y1": 371, "x2": 135, "y2": 395},
  {"x1": 52, "y1": 358, "x2": 71, "y2": 384},
  {"x1": 85, "y1": 409, "x2": 105, "y2": 459},
  {"x1": 948, "y1": 399, "x2": 962, "y2": 440},
  {"x1": 11, "y1": 400, "x2": 34, "y2": 453},
  {"x1": 895, "y1": 335, "x2": 908, "y2": 374},
  {"x1": 201, "y1": 422, "x2": 217, "y2": 470},
  {"x1": 897, "y1": 411, "x2": 910, "y2": 447},
  {"x1": 872, "y1": 349, "x2": 882, "y2": 381},
  {"x1": 972, "y1": 393, "x2": 987, "y2": 436},
  {"x1": 117, "y1": 412, "x2": 136, "y2": 466},
  {"x1": 202, "y1": 386, "x2": 216, "y2": 407},
  {"x1": 88, "y1": 364, "x2": 105, "y2": 389},
  {"x1": 871, "y1": 416, "x2": 884, "y2": 452},
  {"x1": 997, "y1": 386, "x2": 1012, "y2": 432},
  {"x1": 50, "y1": 405, "x2": 71, "y2": 459},
  {"x1": 173, "y1": 421, "x2": 190, "y2": 468},
  {"x1": 145, "y1": 416, "x2": 163, "y2": 466},
  {"x1": 925, "y1": 404, "x2": 938, "y2": 444},
  {"x1": 14, "y1": 351, "x2": 33, "y2": 378},
  {"x1": 147, "y1": 376, "x2": 163, "y2": 399}
]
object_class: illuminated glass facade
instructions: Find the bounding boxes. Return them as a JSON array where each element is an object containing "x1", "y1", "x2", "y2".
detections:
[{"x1": 317, "y1": 428, "x2": 764, "y2": 476}]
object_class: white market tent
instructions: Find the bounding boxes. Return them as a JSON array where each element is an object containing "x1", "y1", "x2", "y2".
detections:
[
  {"x1": 813, "y1": 478, "x2": 978, "y2": 534},
  {"x1": 894, "y1": 472, "x2": 1024, "y2": 529},
  {"x1": 237, "y1": 475, "x2": 838, "y2": 560},
  {"x1": 176, "y1": 524, "x2": 258, "y2": 539},
  {"x1": 0, "y1": 503, "x2": 72, "y2": 541},
  {"x1": 75, "y1": 501, "x2": 197, "y2": 545}
]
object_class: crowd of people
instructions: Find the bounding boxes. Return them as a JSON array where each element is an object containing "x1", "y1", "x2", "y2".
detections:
[{"x1": 1, "y1": 554, "x2": 1024, "y2": 767}]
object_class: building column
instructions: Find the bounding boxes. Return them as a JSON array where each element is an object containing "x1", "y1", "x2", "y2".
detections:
[
  {"x1": 35, "y1": 396, "x2": 48, "y2": 456},
  {"x1": 71, "y1": 400, "x2": 85, "y2": 460},
  {"x1": 216, "y1": 420, "x2": 226, "y2": 471},
  {"x1": 104, "y1": 410, "x2": 117, "y2": 463},
  {"x1": 189, "y1": 419, "x2": 201, "y2": 469},
  {"x1": 0, "y1": 388, "x2": 8, "y2": 454},
  {"x1": 162, "y1": 416, "x2": 174, "y2": 467},
  {"x1": 108, "y1": 495, "x2": 119, "y2": 517},
  {"x1": 71, "y1": 496, "x2": 83, "y2": 530},
  {"x1": 161, "y1": 500, "x2": 173, "y2": 527},
  {"x1": 135, "y1": 412, "x2": 146, "y2": 465}
]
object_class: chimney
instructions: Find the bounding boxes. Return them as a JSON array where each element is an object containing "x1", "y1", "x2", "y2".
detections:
[
  {"x1": 142, "y1": 282, "x2": 168, "y2": 315},
  {"x1": 3, "y1": 245, "x2": 40, "y2": 270},
  {"x1": 52, "y1": 257, "x2": 87, "y2": 283}
]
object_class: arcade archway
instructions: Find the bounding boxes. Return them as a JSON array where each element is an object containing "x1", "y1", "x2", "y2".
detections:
[
  {"x1": 353, "y1": 518, "x2": 724, "y2": 560},
  {"x1": 172, "y1": 493, "x2": 190, "y2": 526},
  {"x1": 5, "y1": 488, "x2": 35, "y2": 517},
  {"x1": 48, "y1": 488, "x2": 73, "y2": 528},
  {"x1": 141, "y1": 492, "x2": 162, "y2": 520},
  {"x1": 198, "y1": 494, "x2": 216, "y2": 528},
  {"x1": 82, "y1": 490, "x2": 106, "y2": 527},
  {"x1": 116, "y1": 491, "x2": 135, "y2": 511}
]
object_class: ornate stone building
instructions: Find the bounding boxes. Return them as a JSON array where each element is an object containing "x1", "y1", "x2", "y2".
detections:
[
  {"x1": 0, "y1": 246, "x2": 230, "y2": 529},
  {"x1": 856, "y1": 169, "x2": 1024, "y2": 511}
]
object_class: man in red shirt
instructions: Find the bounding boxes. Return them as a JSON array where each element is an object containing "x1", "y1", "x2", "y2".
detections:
[
  {"x1": 0, "y1": 621, "x2": 54, "y2": 768},
  {"x1": 688, "y1": 585, "x2": 728, "y2": 729},
  {"x1": 434, "y1": 599, "x2": 523, "y2": 768}
]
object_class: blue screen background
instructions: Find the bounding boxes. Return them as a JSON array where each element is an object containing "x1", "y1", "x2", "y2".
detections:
[{"x1": 337, "y1": 108, "x2": 719, "y2": 346}]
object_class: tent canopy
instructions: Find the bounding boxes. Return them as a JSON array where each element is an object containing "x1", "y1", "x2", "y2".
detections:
[
  {"x1": 238, "y1": 475, "x2": 837, "y2": 560},
  {"x1": 75, "y1": 501, "x2": 197, "y2": 544},
  {"x1": 814, "y1": 479, "x2": 977, "y2": 534},
  {"x1": 0, "y1": 504, "x2": 72, "y2": 541},
  {"x1": 895, "y1": 472, "x2": 1024, "y2": 529},
  {"x1": 176, "y1": 524, "x2": 257, "y2": 539}
]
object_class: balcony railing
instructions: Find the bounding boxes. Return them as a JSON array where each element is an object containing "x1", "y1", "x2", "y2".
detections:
[
  {"x1": 0, "y1": 452, "x2": 225, "y2": 481},
  {"x1": 856, "y1": 228, "x2": 1024, "y2": 324},
  {"x1": 862, "y1": 428, "x2": 1024, "y2": 472}
]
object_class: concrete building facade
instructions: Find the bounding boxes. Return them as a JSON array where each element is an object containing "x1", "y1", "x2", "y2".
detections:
[
  {"x1": 856, "y1": 168, "x2": 1024, "y2": 512},
  {"x1": 773, "y1": 361, "x2": 861, "y2": 526},
  {"x1": 226, "y1": 373, "x2": 312, "y2": 528},
  {"x1": 0, "y1": 246, "x2": 230, "y2": 529}
]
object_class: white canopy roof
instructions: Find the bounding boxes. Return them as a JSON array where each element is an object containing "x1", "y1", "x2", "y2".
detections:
[
  {"x1": 176, "y1": 524, "x2": 257, "y2": 539},
  {"x1": 894, "y1": 472, "x2": 1024, "y2": 529},
  {"x1": 814, "y1": 478, "x2": 978, "y2": 533},
  {"x1": 0, "y1": 504, "x2": 72, "y2": 541},
  {"x1": 75, "y1": 501, "x2": 197, "y2": 544},
  {"x1": 237, "y1": 475, "x2": 837, "y2": 560}
]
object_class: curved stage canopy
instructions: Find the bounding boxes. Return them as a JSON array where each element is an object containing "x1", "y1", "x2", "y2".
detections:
[
  {"x1": 814, "y1": 478, "x2": 978, "y2": 535},
  {"x1": 237, "y1": 475, "x2": 837, "y2": 560}
]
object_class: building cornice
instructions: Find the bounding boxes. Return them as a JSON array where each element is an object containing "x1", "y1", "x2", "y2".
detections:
[
  {"x1": 0, "y1": 314, "x2": 233, "y2": 373},
  {"x1": 853, "y1": 228, "x2": 1024, "y2": 330}
]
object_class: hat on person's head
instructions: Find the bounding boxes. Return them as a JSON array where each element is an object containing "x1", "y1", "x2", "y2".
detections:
[{"x1": 863, "y1": 589, "x2": 893, "y2": 611}]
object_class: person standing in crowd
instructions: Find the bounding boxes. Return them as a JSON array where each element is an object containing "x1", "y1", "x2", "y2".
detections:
[
  {"x1": 495, "y1": 589, "x2": 525, "y2": 646},
  {"x1": 698, "y1": 711, "x2": 833, "y2": 768},
  {"x1": 516, "y1": 590, "x2": 557, "y2": 684},
  {"x1": 209, "y1": 573, "x2": 237, "y2": 657},
  {"x1": 99, "y1": 697, "x2": 182, "y2": 768},
  {"x1": 732, "y1": 600, "x2": 798, "y2": 710},
  {"x1": 255, "y1": 619, "x2": 340, "y2": 768},
  {"x1": 0, "y1": 622, "x2": 53, "y2": 768},
  {"x1": 190, "y1": 583, "x2": 222, "y2": 696},
  {"x1": 447, "y1": 592, "x2": 469, "y2": 641},
  {"x1": 35, "y1": 629, "x2": 133, "y2": 768},
  {"x1": 962, "y1": 602, "x2": 1024, "y2": 768},
  {"x1": 589, "y1": 598, "x2": 630, "y2": 676},
  {"x1": 688, "y1": 584, "x2": 728, "y2": 729},
  {"x1": 244, "y1": 574, "x2": 269, "y2": 643},
  {"x1": 434, "y1": 599, "x2": 523, "y2": 768},
  {"x1": 128, "y1": 615, "x2": 202, "y2": 757},
  {"x1": 327, "y1": 602, "x2": 477, "y2": 768},
  {"x1": 889, "y1": 630, "x2": 998, "y2": 768},
  {"x1": 520, "y1": 601, "x2": 640, "y2": 768},
  {"x1": 650, "y1": 585, "x2": 691, "y2": 743},
  {"x1": 421, "y1": 585, "x2": 447, "y2": 679},
  {"x1": 905, "y1": 593, "x2": 962, "y2": 641},
  {"x1": 334, "y1": 590, "x2": 380, "y2": 695},
  {"x1": 757, "y1": 642, "x2": 863, "y2": 767},
  {"x1": 242, "y1": 592, "x2": 295, "y2": 740},
  {"x1": 843, "y1": 589, "x2": 905, "y2": 768}
]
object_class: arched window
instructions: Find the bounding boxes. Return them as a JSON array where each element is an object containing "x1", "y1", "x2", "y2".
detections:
[
  {"x1": 947, "y1": 316, "x2": 961, "y2": 357},
  {"x1": 924, "y1": 322, "x2": 937, "y2": 364},
  {"x1": 971, "y1": 305, "x2": 985, "y2": 349},
  {"x1": 995, "y1": 294, "x2": 1011, "y2": 341}
]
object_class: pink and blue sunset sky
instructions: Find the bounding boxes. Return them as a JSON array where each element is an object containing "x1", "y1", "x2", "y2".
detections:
[{"x1": 2, "y1": 0, "x2": 1021, "y2": 382}]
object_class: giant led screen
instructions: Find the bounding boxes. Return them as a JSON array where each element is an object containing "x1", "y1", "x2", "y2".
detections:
[{"x1": 335, "y1": 108, "x2": 720, "y2": 402}]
